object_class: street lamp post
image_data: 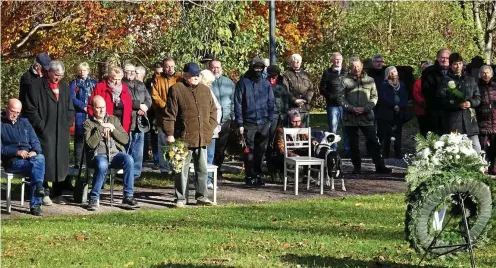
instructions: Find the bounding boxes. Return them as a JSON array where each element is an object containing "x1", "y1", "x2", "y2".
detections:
[{"x1": 269, "y1": 0, "x2": 276, "y2": 65}]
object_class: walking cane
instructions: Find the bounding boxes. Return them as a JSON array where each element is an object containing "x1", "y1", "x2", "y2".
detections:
[{"x1": 104, "y1": 130, "x2": 113, "y2": 206}]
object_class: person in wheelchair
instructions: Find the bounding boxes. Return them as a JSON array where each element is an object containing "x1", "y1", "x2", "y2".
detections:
[
  {"x1": 83, "y1": 95, "x2": 139, "y2": 211},
  {"x1": 273, "y1": 109, "x2": 318, "y2": 182}
]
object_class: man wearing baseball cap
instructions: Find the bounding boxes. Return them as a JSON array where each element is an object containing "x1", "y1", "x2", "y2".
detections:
[
  {"x1": 163, "y1": 62, "x2": 218, "y2": 208},
  {"x1": 20, "y1": 53, "x2": 52, "y2": 113}
]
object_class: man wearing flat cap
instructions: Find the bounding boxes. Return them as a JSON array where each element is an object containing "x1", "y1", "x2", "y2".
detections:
[
  {"x1": 20, "y1": 53, "x2": 52, "y2": 113},
  {"x1": 163, "y1": 62, "x2": 217, "y2": 208}
]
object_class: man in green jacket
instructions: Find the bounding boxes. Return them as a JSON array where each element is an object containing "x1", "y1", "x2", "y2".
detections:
[
  {"x1": 338, "y1": 57, "x2": 391, "y2": 175},
  {"x1": 84, "y1": 95, "x2": 139, "y2": 211}
]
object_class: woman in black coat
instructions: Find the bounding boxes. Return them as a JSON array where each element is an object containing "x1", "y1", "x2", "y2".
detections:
[
  {"x1": 477, "y1": 65, "x2": 496, "y2": 173},
  {"x1": 376, "y1": 66, "x2": 408, "y2": 159},
  {"x1": 438, "y1": 53, "x2": 481, "y2": 152},
  {"x1": 25, "y1": 60, "x2": 75, "y2": 204}
]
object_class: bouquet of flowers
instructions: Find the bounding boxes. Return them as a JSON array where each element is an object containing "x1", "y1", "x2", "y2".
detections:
[
  {"x1": 445, "y1": 80, "x2": 476, "y2": 121},
  {"x1": 162, "y1": 140, "x2": 189, "y2": 174}
]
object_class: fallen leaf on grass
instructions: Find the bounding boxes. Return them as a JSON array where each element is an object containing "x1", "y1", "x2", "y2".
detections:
[
  {"x1": 282, "y1": 243, "x2": 291, "y2": 249},
  {"x1": 74, "y1": 234, "x2": 88, "y2": 241},
  {"x1": 124, "y1": 261, "x2": 134, "y2": 267},
  {"x1": 355, "y1": 202, "x2": 363, "y2": 207}
]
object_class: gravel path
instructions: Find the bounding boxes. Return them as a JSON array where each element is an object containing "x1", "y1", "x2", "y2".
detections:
[{"x1": 2, "y1": 158, "x2": 408, "y2": 218}]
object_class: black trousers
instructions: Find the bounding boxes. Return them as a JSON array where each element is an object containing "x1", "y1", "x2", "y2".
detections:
[
  {"x1": 416, "y1": 115, "x2": 429, "y2": 137},
  {"x1": 344, "y1": 125, "x2": 385, "y2": 169},
  {"x1": 377, "y1": 120, "x2": 403, "y2": 158},
  {"x1": 213, "y1": 120, "x2": 232, "y2": 171},
  {"x1": 74, "y1": 134, "x2": 84, "y2": 167},
  {"x1": 243, "y1": 122, "x2": 270, "y2": 178},
  {"x1": 480, "y1": 134, "x2": 496, "y2": 169}
]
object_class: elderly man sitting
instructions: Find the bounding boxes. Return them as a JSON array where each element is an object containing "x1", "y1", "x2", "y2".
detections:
[
  {"x1": 272, "y1": 109, "x2": 318, "y2": 181},
  {"x1": 1, "y1": 99, "x2": 45, "y2": 216},
  {"x1": 84, "y1": 95, "x2": 139, "y2": 211}
]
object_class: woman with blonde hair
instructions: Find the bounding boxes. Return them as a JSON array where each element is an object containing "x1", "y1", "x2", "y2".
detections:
[
  {"x1": 200, "y1": 69, "x2": 221, "y2": 189},
  {"x1": 70, "y1": 62, "x2": 97, "y2": 169},
  {"x1": 87, "y1": 66, "x2": 133, "y2": 132},
  {"x1": 376, "y1": 66, "x2": 408, "y2": 159}
]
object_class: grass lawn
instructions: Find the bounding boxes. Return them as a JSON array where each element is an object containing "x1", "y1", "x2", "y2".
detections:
[{"x1": 2, "y1": 194, "x2": 495, "y2": 267}]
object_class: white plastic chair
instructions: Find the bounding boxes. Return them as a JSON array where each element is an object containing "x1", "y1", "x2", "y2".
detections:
[
  {"x1": 1, "y1": 167, "x2": 29, "y2": 213},
  {"x1": 283, "y1": 127, "x2": 325, "y2": 195}
]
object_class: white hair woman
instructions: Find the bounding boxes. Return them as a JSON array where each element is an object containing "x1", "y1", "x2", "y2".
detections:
[
  {"x1": 200, "y1": 69, "x2": 222, "y2": 189},
  {"x1": 70, "y1": 62, "x2": 98, "y2": 169},
  {"x1": 478, "y1": 65, "x2": 496, "y2": 174},
  {"x1": 135, "y1": 66, "x2": 146, "y2": 82},
  {"x1": 87, "y1": 66, "x2": 133, "y2": 132},
  {"x1": 376, "y1": 66, "x2": 408, "y2": 159},
  {"x1": 283, "y1": 53, "x2": 313, "y2": 127}
]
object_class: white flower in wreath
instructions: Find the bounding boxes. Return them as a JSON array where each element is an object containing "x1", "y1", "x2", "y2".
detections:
[
  {"x1": 434, "y1": 141, "x2": 445, "y2": 150},
  {"x1": 447, "y1": 80, "x2": 456, "y2": 89},
  {"x1": 455, "y1": 154, "x2": 461, "y2": 160},
  {"x1": 420, "y1": 148, "x2": 431, "y2": 159},
  {"x1": 459, "y1": 146, "x2": 475, "y2": 156}
]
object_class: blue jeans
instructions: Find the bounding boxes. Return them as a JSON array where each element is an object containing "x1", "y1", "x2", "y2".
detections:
[
  {"x1": 126, "y1": 131, "x2": 145, "y2": 178},
  {"x1": 326, "y1": 106, "x2": 349, "y2": 151},
  {"x1": 90, "y1": 152, "x2": 135, "y2": 201},
  {"x1": 7, "y1": 154, "x2": 45, "y2": 208}
]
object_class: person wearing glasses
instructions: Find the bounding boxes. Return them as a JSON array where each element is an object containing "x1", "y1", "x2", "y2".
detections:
[
  {"x1": 122, "y1": 63, "x2": 152, "y2": 179},
  {"x1": 2, "y1": 99, "x2": 46, "y2": 216},
  {"x1": 87, "y1": 66, "x2": 133, "y2": 133},
  {"x1": 24, "y1": 61, "x2": 75, "y2": 205}
]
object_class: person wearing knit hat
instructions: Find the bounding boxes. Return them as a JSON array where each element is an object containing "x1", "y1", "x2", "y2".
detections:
[
  {"x1": 439, "y1": 52, "x2": 481, "y2": 152},
  {"x1": 234, "y1": 56, "x2": 275, "y2": 186}
]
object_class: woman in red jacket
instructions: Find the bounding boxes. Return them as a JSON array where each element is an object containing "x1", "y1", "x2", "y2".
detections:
[
  {"x1": 413, "y1": 61, "x2": 432, "y2": 137},
  {"x1": 87, "y1": 66, "x2": 132, "y2": 133}
]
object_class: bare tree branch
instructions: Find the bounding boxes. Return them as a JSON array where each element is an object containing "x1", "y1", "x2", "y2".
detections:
[
  {"x1": 186, "y1": 0, "x2": 216, "y2": 13},
  {"x1": 14, "y1": 15, "x2": 71, "y2": 50}
]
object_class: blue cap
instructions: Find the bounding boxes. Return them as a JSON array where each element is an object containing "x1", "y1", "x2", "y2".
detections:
[
  {"x1": 183, "y1": 62, "x2": 201, "y2": 75},
  {"x1": 36, "y1": 53, "x2": 52, "y2": 71}
]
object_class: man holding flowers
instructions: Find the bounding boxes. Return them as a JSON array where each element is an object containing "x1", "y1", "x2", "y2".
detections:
[
  {"x1": 163, "y1": 62, "x2": 218, "y2": 208},
  {"x1": 438, "y1": 53, "x2": 481, "y2": 152}
]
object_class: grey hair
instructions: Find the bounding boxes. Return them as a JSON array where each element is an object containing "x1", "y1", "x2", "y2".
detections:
[
  {"x1": 384, "y1": 66, "x2": 397, "y2": 80},
  {"x1": 108, "y1": 66, "x2": 123, "y2": 80},
  {"x1": 479, "y1": 65, "x2": 494, "y2": 79},
  {"x1": 135, "y1": 66, "x2": 146, "y2": 76},
  {"x1": 290, "y1": 53, "x2": 302, "y2": 63},
  {"x1": 287, "y1": 108, "x2": 301, "y2": 118},
  {"x1": 331, "y1": 52, "x2": 342, "y2": 60},
  {"x1": 123, "y1": 63, "x2": 135, "y2": 71},
  {"x1": 349, "y1": 56, "x2": 361, "y2": 66},
  {"x1": 77, "y1": 62, "x2": 90, "y2": 72},
  {"x1": 200, "y1": 69, "x2": 216, "y2": 87},
  {"x1": 49, "y1": 60, "x2": 65, "y2": 73},
  {"x1": 371, "y1": 54, "x2": 383, "y2": 62}
]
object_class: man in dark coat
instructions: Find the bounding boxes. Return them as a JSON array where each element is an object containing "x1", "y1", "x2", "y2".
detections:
[
  {"x1": 24, "y1": 60, "x2": 75, "y2": 205},
  {"x1": 438, "y1": 53, "x2": 481, "y2": 152},
  {"x1": 19, "y1": 53, "x2": 51, "y2": 113},
  {"x1": 319, "y1": 52, "x2": 349, "y2": 152},
  {"x1": 421, "y1": 48, "x2": 451, "y2": 135},
  {"x1": 234, "y1": 56, "x2": 275, "y2": 186},
  {"x1": 122, "y1": 63, "x2": 152, "y2": 179}
]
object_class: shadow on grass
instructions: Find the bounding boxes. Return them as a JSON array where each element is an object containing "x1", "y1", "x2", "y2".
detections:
[
  {"x1": 280, "y1": 254, "x2": 444, "y2": 268},
  {"x1": 151, "y1": 262, "x2": 235, "y2": 268}
]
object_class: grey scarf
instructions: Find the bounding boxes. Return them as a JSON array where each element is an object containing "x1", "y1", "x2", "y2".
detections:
[{"x1": 108, "y1": 82, "x2": 123, "y2": 103}]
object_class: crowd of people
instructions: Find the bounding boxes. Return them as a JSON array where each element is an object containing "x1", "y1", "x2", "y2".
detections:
[{"x1": 2, "y1": 47, "x2": 495, "y2": 216}]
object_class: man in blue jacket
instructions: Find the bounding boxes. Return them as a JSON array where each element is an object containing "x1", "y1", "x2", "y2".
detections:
[
  {"x1": 210, "y1": 58, "x2": 235, "y2": 178},
  {"x1": 234, "y1": 56, "x2": 275, "y2": 186},
  {"x1": 1, "y1": 99, "x2": 46, "y2": 216}
]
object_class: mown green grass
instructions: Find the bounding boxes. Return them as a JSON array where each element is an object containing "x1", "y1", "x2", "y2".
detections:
[{"x1": 2, "y1": 194, "x2": 495, "y2": 268}]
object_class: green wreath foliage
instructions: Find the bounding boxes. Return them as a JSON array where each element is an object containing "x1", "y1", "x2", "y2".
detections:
[{"x1": 405, "y1": 133, "x2": 494, "y2": 256}]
